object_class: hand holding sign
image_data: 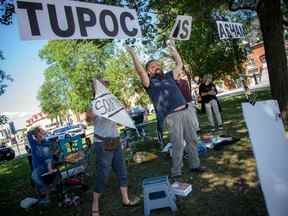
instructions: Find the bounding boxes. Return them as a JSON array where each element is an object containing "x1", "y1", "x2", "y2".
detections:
[
  {"x1": 166, "y1": 39, "x2": 178, "y2": 57},
  {"x1": 166, "y1": 39, "x2": 176, "y2": 51},
  {"x1": 166, "y1": 39, "x2": 175, "y2": 48},
  {"x1": 92, "y1": 79, "x2": 136, "y2": 129},
  {"x1": 124, "y1": 44, "x2": 135, "y2": 55}
]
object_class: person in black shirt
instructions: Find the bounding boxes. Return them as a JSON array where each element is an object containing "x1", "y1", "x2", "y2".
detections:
[{"x1": 199, "y1": 74, "x2": 223, "y2": 131}]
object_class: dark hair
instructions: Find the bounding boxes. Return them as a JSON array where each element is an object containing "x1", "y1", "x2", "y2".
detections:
[
  {"x1": 30, "y1": 126, "x2": 41, "y2": 137},
  {"x1": 145, "y1": 59, "x2": 157, "y2": 71}
]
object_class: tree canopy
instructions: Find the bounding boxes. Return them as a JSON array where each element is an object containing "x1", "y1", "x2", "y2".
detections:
[
  {"x1": 37, "y1": 0, "x2": 252, "y2": 117},
  {"x1": 39, "y1": 40, "x2": 110, "y2": 115},
  {"x1": 0, "y1": 51, "x2": 13, "y2": 96},
  {"x1": 37, "y1": 64, "x2": 69, "y2": 121},
  {"x1": 136, "y1": 0, "x2": 248, "y2": 79},
  {"x1": 0, "y1": 114, "x2": 8, "y2": 125},
  {"x1": 103, "y1": 51, "x2": 150, "y2": 107},
  {"x1": 0, "y1": 50, "x2": 12, "y2": 125}
]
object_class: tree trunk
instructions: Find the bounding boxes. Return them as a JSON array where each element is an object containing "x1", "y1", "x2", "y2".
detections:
[
  {"x1": 58, "y1": 115, "x2": 63, "y2": 126},
  {"x1": 76, "y1": 112, "x2": 80, "y2": 122},
  {"x1": 257, "y1": 0, "x2": 288, "y2": 119}
]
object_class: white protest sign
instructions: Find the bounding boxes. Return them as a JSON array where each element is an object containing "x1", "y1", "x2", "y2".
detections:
[
  {"x1": 14, "y1": 0, "x2": 142, "y2": 40},
  {"x1": 170, "y1": 15, "x2": 192, "y2": 40},
  {"x1": 91, "y1": 79, "x2": 136, "y2": 129},
  {"x1": 242, "y1": 100, "x2": 288, "y2": 216},
  {"x1": 216, "y1": 21, "x2": 245, "y2": 40}
]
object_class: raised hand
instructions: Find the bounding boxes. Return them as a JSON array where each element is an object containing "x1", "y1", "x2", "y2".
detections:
[
  {"x1": 166, "y1": 39, "x2": 183, "y2": 79},
  {"x1": 124, "y1": 44, "x2": 149, "y2": 87},
  {"x1": 166, "y1": 39, "x2": 175, "y2": 48},
  {"x1": 124, "y1": 45, "x2": 135, "y2": 55},
  {"x1": 166, "y1": 39, "x2": 177, "y2": 53}
]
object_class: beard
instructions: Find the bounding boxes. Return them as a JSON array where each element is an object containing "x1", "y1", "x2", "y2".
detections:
[
  {"x1": 151, "y1": 69, "x2": 164, "y2": 80},
  {"x1": 149, "y1": 68, "x2": 163, "y2": 77},
  {"x1": 155, "y1": 68, "x2": 163, "y2": 74}
]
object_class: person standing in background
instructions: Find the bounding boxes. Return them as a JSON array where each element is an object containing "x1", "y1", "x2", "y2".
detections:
[
  {"x1": 199, "y1": 74, "x2": 223, "y2": 131},
  {"x1": 191, "y1": 76, "x2": 201, "y2": 105}
]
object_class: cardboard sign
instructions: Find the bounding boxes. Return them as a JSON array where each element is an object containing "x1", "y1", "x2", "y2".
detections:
[
  {"x1": 91, "y1": 79, "x2": 136, "y2": 129},
  {"x1": 242, "y1": 100, "x2": 288, "y2": 216},
  {"x1": 15, "y1": 0, "x2": 142, "y2": 40},
  {"x1": 170, "y1": 15, "x2": 192, "y2": 40},
  {"x1": 216, "y1": 21, "x2": 245, "y2": 40}
]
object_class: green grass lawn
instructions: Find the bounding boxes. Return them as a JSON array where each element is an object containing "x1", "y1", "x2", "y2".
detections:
[{"x1": 0, "y1": 89, "x2": 272, "y2": 216}]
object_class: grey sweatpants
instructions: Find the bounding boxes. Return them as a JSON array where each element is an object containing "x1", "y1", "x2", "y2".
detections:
[
  {"x1": 164, "y1": 108, "x2": 200, "y2": 177},
  {"x1": 205, "y1": 99, "x2": 222, "y2": 127},
  {"x1": 187, "y1": 101, "x2": 200, "y2": 131}
]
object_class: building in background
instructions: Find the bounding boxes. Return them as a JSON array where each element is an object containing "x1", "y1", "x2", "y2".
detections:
[
  {"x1": 25, "y1": 112, "x2": 54, "y2": 130},
  {"x1": 25, "y1": 111, "x2": 86, "y2": 132},
  {"x1": 8, "y1": 121, "x2": 16, "y2": 135},
  {"x1": 245, "y1": 42, "x2": 269, "y2": 87},
  {"x1": 222, "y1": 42, "x2": 270, "y2": 90}
]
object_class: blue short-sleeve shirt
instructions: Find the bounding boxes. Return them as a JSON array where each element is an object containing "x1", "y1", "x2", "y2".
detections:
[{"x1": 145, "y1": 71, "x2": 187, "y2": 123}]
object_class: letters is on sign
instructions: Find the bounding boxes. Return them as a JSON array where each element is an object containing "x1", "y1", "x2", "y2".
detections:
[
  {"x1": 15, "y1": 0, "x2": 142, "y2": 40},
  {"x1": 216, "y1": 21, "x2": 245, "y2": 40},
  {"x1": 170, "y1": 15, "x2": 192, "y2": 41}
]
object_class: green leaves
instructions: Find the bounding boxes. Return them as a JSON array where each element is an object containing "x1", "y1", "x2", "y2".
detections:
[
  {"x1": 146, "y1": 0, "x2": 247, "y2": 80},
  {"x1": 37, "y1": 0, "x2": 251, "y2": 118},
  {"x1": 0, "y1": 114, "x2": 8, "y2": 125},
  {"x1": 0, "y1": 51, "x2": 13, "y2": 96},
  {"x1": 38, "y1": 40, "x2": 109, "y2": 116},
  {"x1": 103, "y1": 52, "x2": 149, "y2": 107}
]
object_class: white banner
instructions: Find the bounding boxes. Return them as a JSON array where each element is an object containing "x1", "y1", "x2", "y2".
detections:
[
  {"x1": 15, "y1": 0, "x2": 142, "y2": 40},
  {"x1": 216, "y1": 21, "x2": 245, "y2": 40},
  {"x1": 91, "y1": 79, "x2": 136, "y2": 129},
  {"x1": 170, "y1": 15, "x2": 192, "y2": 41},
  {"x1": 242, "y1": 100, "x2": 288, "y2": 216}
]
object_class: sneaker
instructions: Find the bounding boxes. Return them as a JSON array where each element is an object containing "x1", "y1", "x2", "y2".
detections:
[
  {"x1": 218, "y1": 125, "x2": 223, "y2": 130},
  {"x1": 211, "y1": 128, "x2": 216, "y2": 132}
]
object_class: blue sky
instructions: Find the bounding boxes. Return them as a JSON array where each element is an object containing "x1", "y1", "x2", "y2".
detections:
[
  {"x1": 0, "y1": 4, "x2": 158, "y2": 129},
  {"x1": 0, "y1": 17, "x2": 48, "y2": 129}
]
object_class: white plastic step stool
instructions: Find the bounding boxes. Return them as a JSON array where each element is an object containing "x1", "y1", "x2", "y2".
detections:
[{"x1": 143, "y1": 176, "x2": 177, "y2": 216}]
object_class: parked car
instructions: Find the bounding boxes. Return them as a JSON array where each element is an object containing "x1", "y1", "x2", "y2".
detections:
[
  {"x1": 0, "y1": 145, "x2": 15, "y2": 161},
  {"x1": 128, "y1": 106, "x2": 147, "y2": 136},
  {"x1": 128, "y1": 106, "x2": 146, "y2": 125},
  {"x1": 52, "y1": 124, "x2": 86, "y2": 138}
]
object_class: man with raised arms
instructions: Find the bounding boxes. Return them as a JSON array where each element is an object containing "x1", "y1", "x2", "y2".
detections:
[{"x1": 126, "y1": 42, "x2": 206, "y2": 179}]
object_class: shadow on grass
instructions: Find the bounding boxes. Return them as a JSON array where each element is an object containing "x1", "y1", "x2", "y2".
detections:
[{"x1": 0, "y1": 89, "x2": 272, "y2": 216}]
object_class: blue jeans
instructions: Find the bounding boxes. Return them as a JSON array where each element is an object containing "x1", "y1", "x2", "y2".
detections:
[
  {"x1": 94, "y1": 141, "x2": 128, "y2": 193},
  {"x1": 31, "y1": 167, "x2": 47, "y2": 194}
]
